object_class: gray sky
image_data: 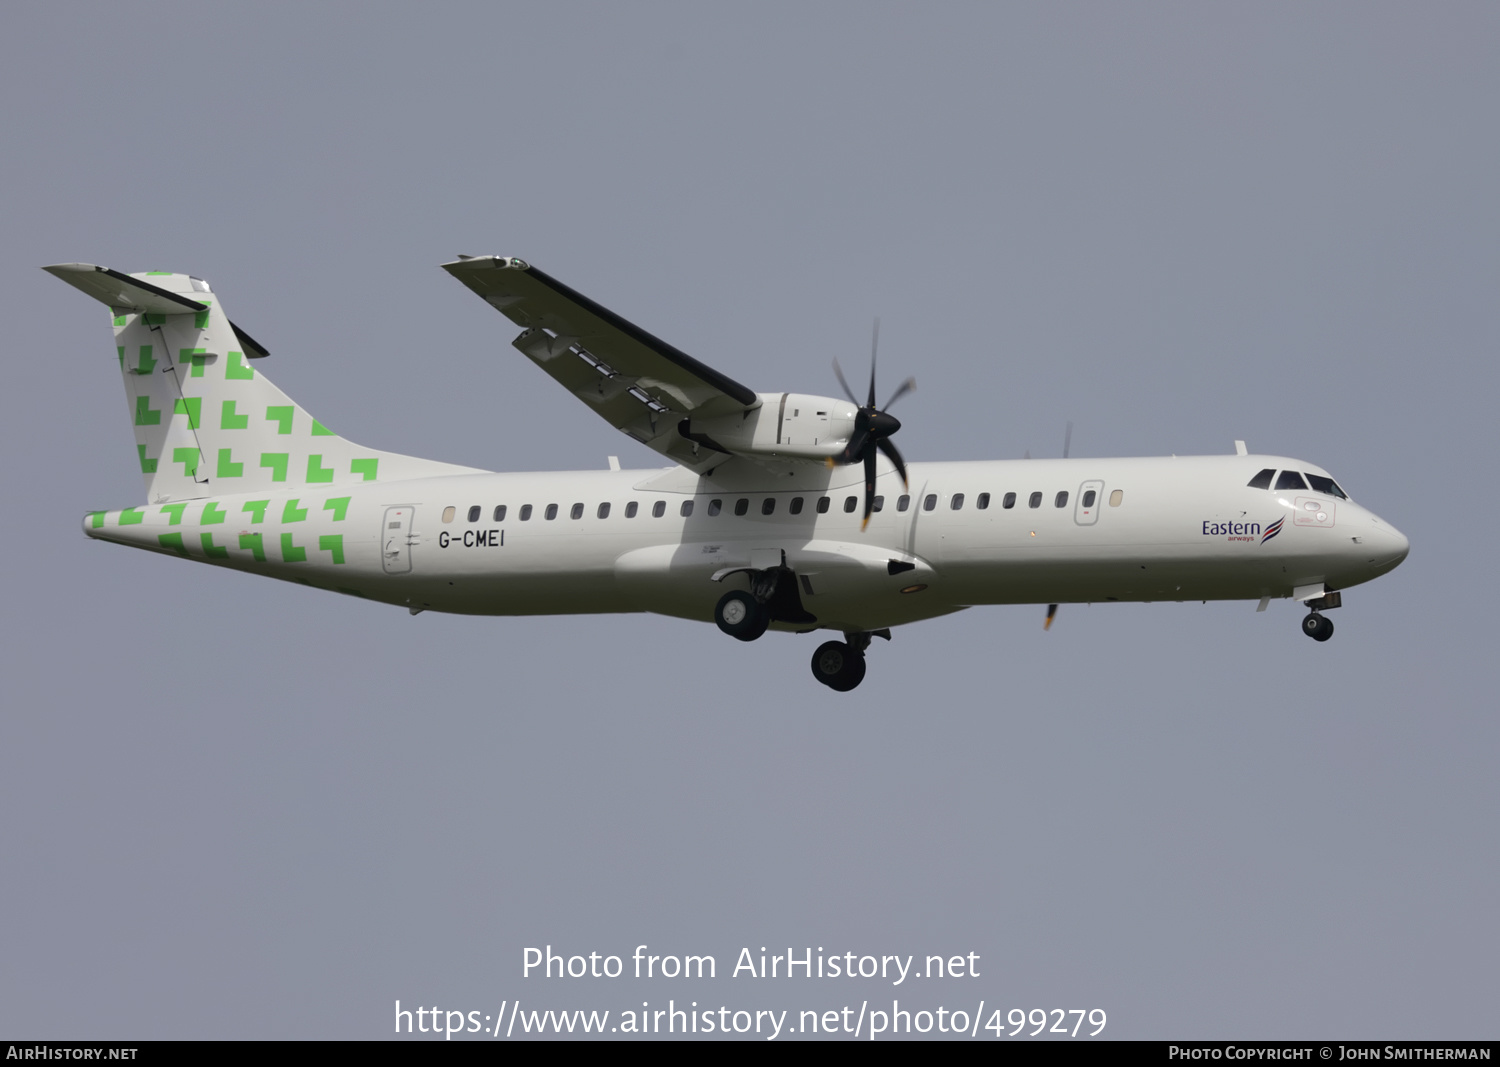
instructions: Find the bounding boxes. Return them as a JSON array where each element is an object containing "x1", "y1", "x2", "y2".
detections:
[{"x1": 2, "y1": 2, "x2": 1495, "y2": 1040}]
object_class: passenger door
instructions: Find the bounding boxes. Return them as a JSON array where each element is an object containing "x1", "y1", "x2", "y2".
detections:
[{"x1": 1074, "y1": 480, "x2": 1105, "y2": 526}]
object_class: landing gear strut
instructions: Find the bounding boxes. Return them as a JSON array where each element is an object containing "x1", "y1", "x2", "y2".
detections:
[{"x1": 1302, "y1": 612, "x2": 1334, "y2": 642}]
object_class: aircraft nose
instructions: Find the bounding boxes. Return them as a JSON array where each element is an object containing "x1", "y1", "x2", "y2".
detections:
[{"x1": 1365, "y1": 519, "x2": 1409, "y2": 573}]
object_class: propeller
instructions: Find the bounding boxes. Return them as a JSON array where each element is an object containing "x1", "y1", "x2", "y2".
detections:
[{"x1": 828, "y1": 319, "x2": 915, "y2": 530}]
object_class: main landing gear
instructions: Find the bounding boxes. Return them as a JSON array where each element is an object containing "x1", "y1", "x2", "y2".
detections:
[
  {"x1": 714, "y1": 589, "x2": 770, "y2": 642},
  {"x1": 712, "y1": 562, "x2": 815, "y2": 644},
  {"x1": 809, "y1": 630, "x2": 889, "y2": 692},
  {"x1": 810, "y1": 640, "x2": 866, "y2": 692},
  {"x1": 711, "y1": 568, "x2": 886, "y2": 692}
]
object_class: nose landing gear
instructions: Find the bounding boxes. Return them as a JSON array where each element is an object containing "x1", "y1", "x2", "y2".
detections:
[
  {"x1": 1302, "y1": 612, "x2": 1334, "y2": 642},
  {"x1": 1299, "y1": 589, "x2": 1341, "y2": 643}
]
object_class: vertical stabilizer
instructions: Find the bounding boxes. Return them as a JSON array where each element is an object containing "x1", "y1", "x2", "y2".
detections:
[{"x1": 46, "y1": 264, "x2": 483, "y2": 501}]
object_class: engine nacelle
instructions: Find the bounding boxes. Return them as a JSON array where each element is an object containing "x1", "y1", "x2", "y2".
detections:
[{"x1": 686, "y1": 392, "x2": 856, "y2": 460}]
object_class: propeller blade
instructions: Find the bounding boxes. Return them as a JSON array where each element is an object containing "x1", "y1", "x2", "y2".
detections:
[
  {"x1": 831, "y1": 358, "x2": 859, "y2": 407},
  {"x1": 883, "y1": 376, "x2": 916, "y2": 411},
  {"x1": 1063, "y1": 420, "x2": 1073, "y2": 459},
  {"x1": 867, "y1": 318, "x2": 879, "y2": 408},
  {"x1": 860, "y1": 448, "x2": 878, "y2": 530},
  {"x1": 876, "y1": 436, "x2": 908, "y2": 489},
  {"x1": 1044, "y1": 604, "x2": 1058, "y2": 630},
  {"x1": 840, "y1": 422, "x2": 871, "y2": 466}
]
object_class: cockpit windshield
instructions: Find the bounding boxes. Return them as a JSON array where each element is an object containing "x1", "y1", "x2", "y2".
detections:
[
  {"x1": 1247, "y1": 469, "x2": 1350, "y2": 500},
  {"x1": 1304, "y1": 473, "x2": 1348, "y2": 500}
]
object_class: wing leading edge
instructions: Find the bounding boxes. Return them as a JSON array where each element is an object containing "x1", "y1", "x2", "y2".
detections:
[{"x1": 443, "y1": 256, "x2": 759, "y2": 472}]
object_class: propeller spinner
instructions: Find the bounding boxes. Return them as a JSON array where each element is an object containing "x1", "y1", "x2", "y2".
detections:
[{"x1": 828, "y1": 320, "x2": 915, "y2": 531}]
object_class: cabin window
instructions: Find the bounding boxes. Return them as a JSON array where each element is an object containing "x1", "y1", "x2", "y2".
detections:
[
  {"x1": 923, "y1": 494, "x2": 937, "y2": 511},
  {"x1": 1082, "y1": 489, "x2": 1096, "y2": 508},
  {"x1": 1055, "y1": 491, "x2": 1069, "y2": 508},
  {"x1": 897, "y1": 494, "x2": 910, "y2": 512},
  {"x1": 1304, "y1": 473, "x2": 1348, "y2": 500},
  {"x1": 570, "y1": 503, "x2": 584, "y2": 520},
  {"x1": 625, "y1": 501, "x2": 638, "y2": 518},
  {"x1": 467, "y1": 505, "x2": 481, "y2": 522},
  {"x1": 1275, "y1": 470, "x2": 1308, "y2": 491},
  {"x1": 707, "y1": 499, "x2": 722, "y2": 516},
  {"x1": 680, "y1": 500, "x2": 694, "y2": 517},
  {"x1": 652, "y1": 500, "x2": 666, "y2": 518},
  {"x1": 789, "y1": 497, "x2": 804, "y2": 515},
  {"x1": 1003, "y1": 492, "x2": 1016, "y2": 509},
  {"x1": 544, "y1": 504, "x2": 558, "y2": 520},
  {"x1": 817, "y1": 497, "x2": 830, "y2": 514},
  {"x1": 843, "y1": 496, "x2": 858, "y2": 513},
  {"x1": 976, "y1": 492, "x2": 990, "y2": 510},
  {"x1": 442, "y1": 506, "x2": 456, "y2": 523},
  {"x1": 872, "y1": 496, "x2": 884, "y2": 512},
  {"x1": 493, "y1": 505, "x2": 506, "y2": 522},
  {"x1": 1109, "y1": 489, "x2": 1123, "y2": 507},
  {"x1": 762, "y1": 498, "x2": 776, "y2": 515},
  {"x1": 1028, "y1": 492, "x2": 1042, "y2": 509},
  {"x1": 597, "y1": 502, "x2": 611, "y2": 519},
  {"x1": 1247, "y1": 468, "x2": 1276, "y2": 490},
  {"x1": 519, "y1": 504, "x2": 533, "y2": 521},
  {"x1": 951, "y1": 493, "x2": 965, "y2": 510},
  {"x1": 734, "y1": 498, "x2": 749, "y2": 516}
]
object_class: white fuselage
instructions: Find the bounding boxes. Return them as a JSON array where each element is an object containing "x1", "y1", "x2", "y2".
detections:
[{"x1": 84, "y1": 453, "x2": 1409, "y2": 634}]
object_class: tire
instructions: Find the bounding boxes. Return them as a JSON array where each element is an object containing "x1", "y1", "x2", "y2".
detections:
[
  {"x1": 1302, "y1": 613, "x2": 1334, "y2": 642},
  {"x1": 811, "y1": 641, "x2": 867, "y2": 691},
  {"x1": 715, "y1": 590, "x2": 769, "y2": 642}
]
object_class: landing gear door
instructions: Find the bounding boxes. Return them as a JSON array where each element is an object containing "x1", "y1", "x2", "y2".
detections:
[
  {"x1": 382, "y1": 506, "x2": 415, "y2": 574},
  {"x1": 1074, "y1": 480, "x2": 1105, "y2": 526}
]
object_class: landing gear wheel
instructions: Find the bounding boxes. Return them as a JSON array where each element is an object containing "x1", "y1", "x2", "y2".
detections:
[
  {"x1": 1302, "y1": 612, "x2": 1334, "y2": 642},
  {"x1": 715, "y1": 590, "x2": 769, "y2": 642},
  {"x1": 810, "y1": 641, "x2": 867, "y2": 692}
]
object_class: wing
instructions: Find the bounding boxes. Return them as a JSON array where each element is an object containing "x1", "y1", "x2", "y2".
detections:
[{"x1": 443, "y1": 256, "x2": 760, "y2": 471}]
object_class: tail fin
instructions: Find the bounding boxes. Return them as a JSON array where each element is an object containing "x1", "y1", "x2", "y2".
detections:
[{"x1": 46, "y1": 264, "x2": 483, "y2": 502}]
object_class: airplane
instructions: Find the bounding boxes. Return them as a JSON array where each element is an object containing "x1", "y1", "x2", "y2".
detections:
[{"x1": 47, "y1": 256, "x2": 1410, "y2": 691}]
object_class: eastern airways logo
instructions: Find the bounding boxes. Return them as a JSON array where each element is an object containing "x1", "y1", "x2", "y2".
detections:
[{"x1": 1201, "y1": 517, "x2": 1283, "y2": 544}]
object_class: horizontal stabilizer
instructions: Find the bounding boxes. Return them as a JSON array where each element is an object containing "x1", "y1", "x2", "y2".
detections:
[{"x1": 43, "y1": 263, "x2": 208, "y2": 314}]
